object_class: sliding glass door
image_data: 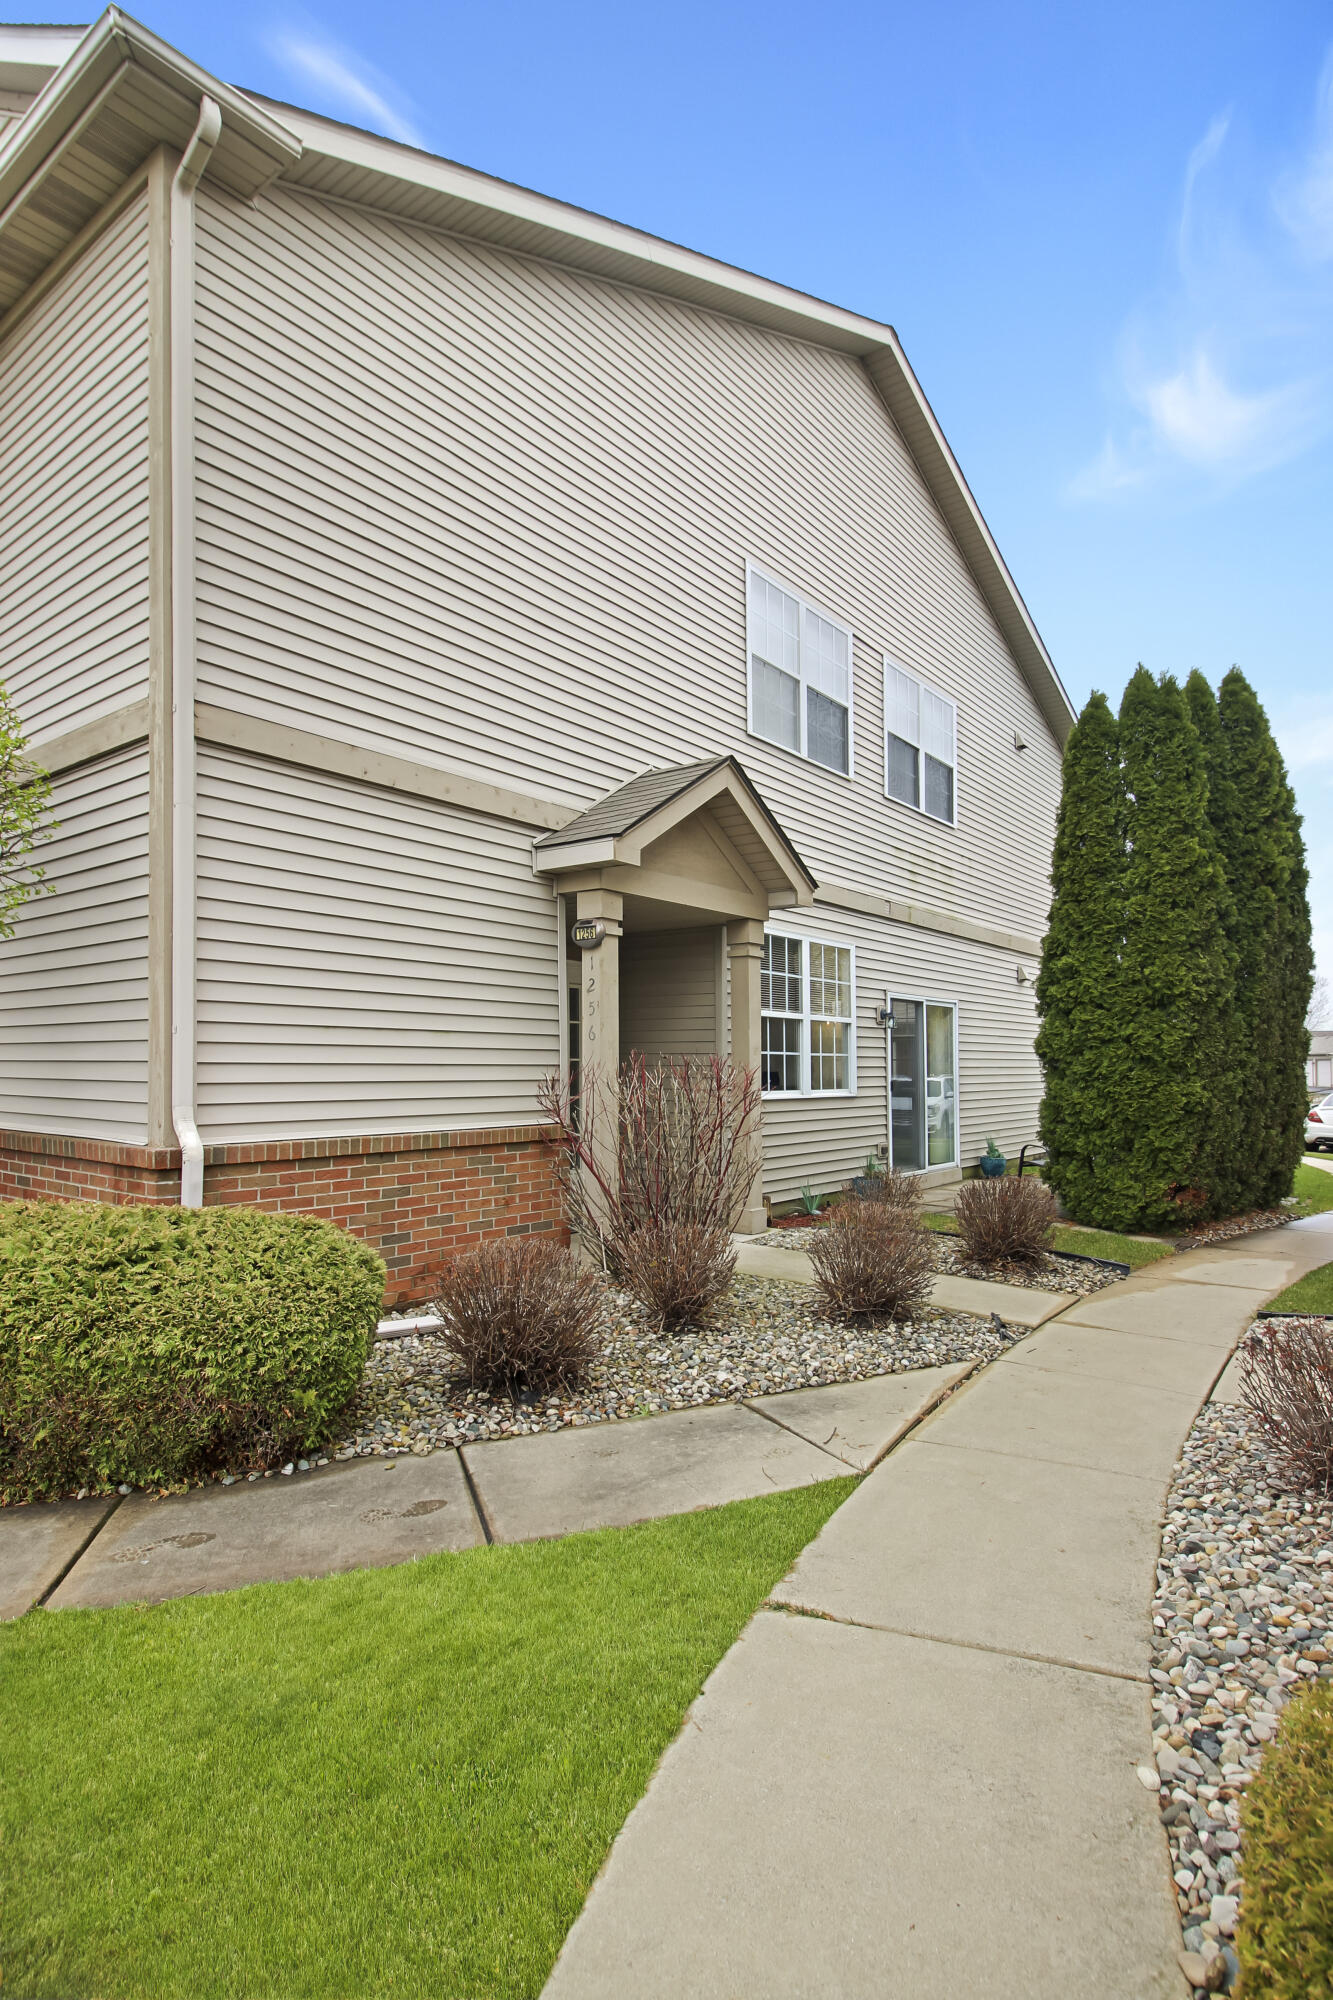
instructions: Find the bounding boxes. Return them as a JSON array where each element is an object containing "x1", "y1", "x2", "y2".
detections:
[{"x1": 889, "y1": 997, "x2": 957, "y2": 1172}]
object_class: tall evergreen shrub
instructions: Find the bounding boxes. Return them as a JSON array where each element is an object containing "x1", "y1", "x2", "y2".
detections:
[
  {"x1": 1185, "y1": 670, "x2": 1246, "y2": 1213},
  {"x1": 1112, "y1": 668, "x2": 1235, "y2": 1227},
  {"x1": 1035, "y1": 692, "x2": 1126, "y2": 1224},
  {"x1": 1038, "y1": 663, "x2": 1312, "y2": 1229}
]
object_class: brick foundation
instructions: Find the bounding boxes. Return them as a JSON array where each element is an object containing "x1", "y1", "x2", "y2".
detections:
[{"x1": 0, "y1": 1126, "x2": 566, "y2": 1305}]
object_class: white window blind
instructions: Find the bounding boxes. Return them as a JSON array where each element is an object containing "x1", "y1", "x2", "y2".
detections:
[
  {"x1": 748, "y1": 566, "x2": 852, "y2": 775},
  {"x1": 884, "y1": 662, "x2": 956, "y2": 824}
]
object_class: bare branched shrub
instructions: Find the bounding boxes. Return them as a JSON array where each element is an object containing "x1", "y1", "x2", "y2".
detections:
[
  {"x1": 850, "y1": 1166, "x2": 922, "y2": 1215},
  {"x1": 538, "y1": 1055, "x2": 760, "y2": 1328},
  {"x1": 808, "y1": 1200, "x2": 934, "y2": 1321},
  {"x1": 954, "y1": 1175, "x2": 1056, "y2": 1266},
  {"x1": 1242, "y1": 1319, "x2": 1333, "y2": 1495},
  {"x1": 431, "y1": 1236, "x2": 602, "y2": 1395},
  {"x1": 614, "y1": 1219, "x2": 737, "y2": 1326}
]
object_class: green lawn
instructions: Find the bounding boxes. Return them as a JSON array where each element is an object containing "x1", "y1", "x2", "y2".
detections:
[
  {"x1": 920, "y1": 1207, "x2": 1171, "y2": 1269},
  {"x1": 1, "y1": 1478, "x2": 855, "y2": 2000},
  {"x1": 1293, "y1": 1160, "x2": 1333, "y2": 1217},
  {"x1": 1265, "y1": 1259, "x2": 1333, "y2": 1315}
]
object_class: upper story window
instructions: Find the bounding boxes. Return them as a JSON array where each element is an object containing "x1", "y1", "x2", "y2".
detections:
[
  {"x1": 885, "y1": 662, "x2": 956, "y2": 825},
  {"x1": 760, "y1": 930, "x2": 856, "y2": 1096},
  {"x1": 747, "y1": 564, "x2": 853, "y2": 776}
]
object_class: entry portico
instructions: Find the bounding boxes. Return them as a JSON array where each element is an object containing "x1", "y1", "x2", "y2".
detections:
[{"x1": 533, "y1": 758, "x2": 816, "y2": 1234}]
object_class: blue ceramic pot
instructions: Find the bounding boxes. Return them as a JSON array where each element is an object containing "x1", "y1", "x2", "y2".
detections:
[{"x1": 979, "y1": 1153, "x2": 1007, "y2": 1178}]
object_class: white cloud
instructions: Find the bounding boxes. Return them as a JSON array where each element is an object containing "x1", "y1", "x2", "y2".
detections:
[
  {"x1": 1140, "y1": 350, "x2": 1316, "y2": 469},
  {"x1": 1070, "y1": 56, "x2": 1333, "y2": 501},
  {"x1": 1275, "y1": 49, "x2": 1333, "y2": 261},
  {"x1": 266, "y1": 26, "x2": 423, "y2": 148}
]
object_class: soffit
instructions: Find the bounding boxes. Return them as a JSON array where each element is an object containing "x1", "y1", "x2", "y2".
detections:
[{"x1": 0, "y1": 8, "x2": 300, "y2": 314}]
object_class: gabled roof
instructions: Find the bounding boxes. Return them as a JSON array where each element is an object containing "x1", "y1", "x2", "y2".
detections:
[
  {"x1": 0, "y1": 10, "x2": 1076, "y2": 746},
  {"x1": 534, "y1": 759, "x2": 728, "y2": 846},
  {"x1": 534, "y1": 757, "x2": 815, "y2": 905}
]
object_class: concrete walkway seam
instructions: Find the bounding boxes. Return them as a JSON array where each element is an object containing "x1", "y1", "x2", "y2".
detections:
[
  {"x1": 34, "y1": 1493, "x2": 124, "y2": 1610},
  {"x1": 767, "y1": 1601, "x2": 1154, "y2": 1684},
  {"x1": 741, "y1": 1358, "x2": 981, "y2": 1473},
  {"x1": 456, "y1": 1449, "x2": 496, "y2": 1545}
]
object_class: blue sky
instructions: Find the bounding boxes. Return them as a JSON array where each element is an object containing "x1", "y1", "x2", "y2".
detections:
[{"x1": 94, "y1": 2, "x2": 1333, "y2": 1006}]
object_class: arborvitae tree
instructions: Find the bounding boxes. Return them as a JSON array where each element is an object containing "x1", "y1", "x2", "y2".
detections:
[
  {"x1": 1035, "y1": 691, "x2": 1127, "y2": 1224},
  {"x1": 1217, "y1": 668, "x2": 1313, "y2": 1205},
  {"x1": 1110, "y1": 668, "x2": 1235, "y2": 1229},
  {"x1": 1184, "y1": 670, "x2": 1246, "y2": 1213}
]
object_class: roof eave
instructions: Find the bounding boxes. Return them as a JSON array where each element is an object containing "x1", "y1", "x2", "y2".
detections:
[{"x1": 0, "y1": 6, "x2": 301, "y2": 218}]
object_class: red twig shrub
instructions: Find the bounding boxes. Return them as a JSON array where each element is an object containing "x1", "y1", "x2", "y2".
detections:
[
  {"x1": 431, "y1": 1237, "x2": 602, "y2": 1395},
  {"x1": 538, "y1": 1054, "x2": 759, "y2": 1325},
  {"x1": 1242, "y1": 1319, "x2": 1333, "y2": 1495},
  {"x1": 954, "y1": 1175, "x2": 1056, "y2": 1266},
  {"x1": 614, "y1": 1219, "x2": 737, "y2": 1327},
  {"x1": 808, "y1": 1200, "x2": 934, "y2": 1321}
]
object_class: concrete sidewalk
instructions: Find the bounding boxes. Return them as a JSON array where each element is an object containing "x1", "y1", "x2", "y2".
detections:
[
  {"x1": 545, "y1": 1212, "x2": 1333, "y2": 2000},
  {"x1": 3, "y1": 1365, "x2": 970, "y2": 1616}
]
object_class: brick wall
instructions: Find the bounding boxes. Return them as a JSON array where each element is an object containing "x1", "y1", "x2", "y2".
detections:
[{"x1": 0, "y1": 1126, "x2": 566, "y2": 1305}]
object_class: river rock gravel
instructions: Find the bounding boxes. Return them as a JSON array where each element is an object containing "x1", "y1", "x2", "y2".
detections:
[
  {"x1": 333, "y1": 1273, "x2": 1015, "y2": 1457},
  {"x1": 1149, "y1": 1366, "x2": 1333, "y2": 1996}
]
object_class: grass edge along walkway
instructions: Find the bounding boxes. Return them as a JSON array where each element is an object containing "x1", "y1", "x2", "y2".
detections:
[
  {"x1": 2, "y1": 1476, "x2": 855, "y2": 2000},
  {"x1": 1264, "y1": 1258, "x2": 1333, "y2": 1315}
]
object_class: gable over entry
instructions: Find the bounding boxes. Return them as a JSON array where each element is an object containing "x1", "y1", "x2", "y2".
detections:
[{"x1": 533, "y1": 757, "x2": 815, "y2": 1234}]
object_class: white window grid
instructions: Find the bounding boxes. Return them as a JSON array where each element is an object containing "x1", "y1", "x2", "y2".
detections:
[
  {"x1": 760, "y1": 929, "x2": 857, "y2": 1097},
  {"x1": 883, "y1": 659, "x2": 957, "y2": 826},
  {"x1": 747, "y1": 562, "x2": 855, "y2": 778}
]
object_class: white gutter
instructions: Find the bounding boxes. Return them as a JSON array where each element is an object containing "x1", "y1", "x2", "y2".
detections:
[{"x1": 170, "y1": 94, "x2": 221, "y2": 1207}]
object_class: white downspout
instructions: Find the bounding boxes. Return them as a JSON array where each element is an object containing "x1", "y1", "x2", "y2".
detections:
[{"x1": 170, "y1": 96, "x2": 221, "y2": 1207}]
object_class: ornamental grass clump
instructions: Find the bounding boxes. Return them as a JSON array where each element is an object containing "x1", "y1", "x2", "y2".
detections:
[
  {"x1": 431, "y1": 1235, "x2": 602, "y2": 1395},
  {"x1": 0, "y1": 1200, "x2": 384, "y2": 1503},
  {"x1": 808, "y1": 1199, "x2": 933, "y2": 1321},
  {"x1": 1236, "y1": 1682, "x2": 1333, "y2": 1998},
  {"x1": 954, "y1": 1174, "x2": 1056, "y2": 1267},
  {"x1": 1241, "y1": 1318, "x2": 1333, "y2": 1494}
]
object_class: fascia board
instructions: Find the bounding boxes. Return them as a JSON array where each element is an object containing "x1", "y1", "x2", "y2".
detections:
[
  {"x1": 251, "y1": 98, "x2": 898, "y2": 360},
  {"x1": 0, "y1": 6, "x2": 300, "y2": 215},
  {"x1": 531, "y1": 837, "x2": 620, "y2": 873}
]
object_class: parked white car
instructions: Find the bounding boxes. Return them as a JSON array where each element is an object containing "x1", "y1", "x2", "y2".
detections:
[{"x1": 1307, "y1": 1093, "x2": 1333, "y2": 1152}]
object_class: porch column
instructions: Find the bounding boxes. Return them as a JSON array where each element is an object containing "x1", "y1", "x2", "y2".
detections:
[
  {"x1": 576, "y1": 888, "x2": 623, "y2": 1213},
  {"x1": 726, "y1": 918, "x2": 767, "y2": 1236}
]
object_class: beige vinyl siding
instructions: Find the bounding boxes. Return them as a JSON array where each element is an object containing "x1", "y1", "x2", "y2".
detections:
[
  {"x1": 195, "y1": 750, "x2": 561, "y2": 1142},
  {"x1": 0, "y1": 194, "x2": 150, "y2": 745},
  {"x1": 0, "y1": 748, "x2": 149, "y2": 1141},
  {"x1": 760, "y1": 907, "x2": 1042, "y2": 1205},
  {"x1": 193, "y1": 184, "x2": 1061, "y2": 941},
  {"x1": 620, "y1": 927, "x2": 720, "y2": 1059}
]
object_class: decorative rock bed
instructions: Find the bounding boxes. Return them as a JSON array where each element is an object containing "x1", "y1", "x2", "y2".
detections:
[
  {"x1": 1148, "y1": 1348, "x2": 1333, "y2": 1996},
  {"x1": 334, "y1": 1272, "x2": 1017, "y2": 1458},
  {"x1": 757, "y1": 1225, "x2": 1121, "y2": 1297},
  {"x1": 1175, "y1": 1208, "x2": 1296, "y2": 1252}
]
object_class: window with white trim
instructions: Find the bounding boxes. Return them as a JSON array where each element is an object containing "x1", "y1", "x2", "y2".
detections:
[
  {"x1": 885, "y1": 662, "x2": 956, "y2": 824},
  {"x1": 748, "y1": 565, "x2": 853, "y2": 776},
  {"x1": 760, "y1": 932, "x2": 855, "y2": 1095}
]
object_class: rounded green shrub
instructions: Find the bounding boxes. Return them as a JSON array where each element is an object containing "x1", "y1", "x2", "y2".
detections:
[
  {"x1": 1237, "y1": 1682, "x2": 1333, "y2": 1998},
  {"x1": 0, "y1": 1201, "x2": 385, "y2": 1502}
]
